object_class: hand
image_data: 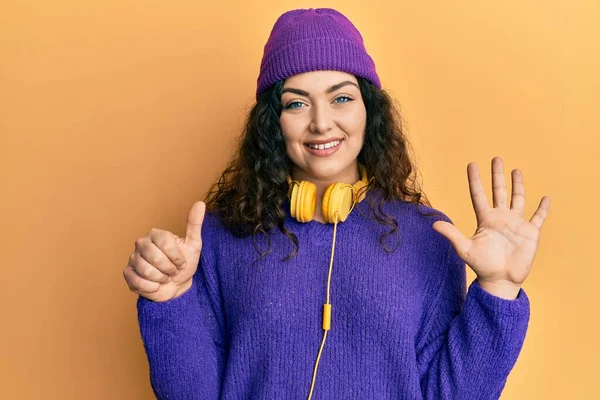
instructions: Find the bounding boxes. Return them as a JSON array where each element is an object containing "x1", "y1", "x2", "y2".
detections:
[
  {"x1": 432, "y1": 157, "x2": 550, "y2": 299},
  {"x1": 123, "y1": 201, "x2": 206, "y2": 302}
]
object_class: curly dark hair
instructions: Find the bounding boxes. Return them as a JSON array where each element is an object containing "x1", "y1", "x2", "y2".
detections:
[{"x1": 203, "y1": 76, "x2": 442, "y2": 263}]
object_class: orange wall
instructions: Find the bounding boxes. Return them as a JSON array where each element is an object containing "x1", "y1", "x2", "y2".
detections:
[{"x1": 1, "y1": 1, "x2": 597, "y2": 398}]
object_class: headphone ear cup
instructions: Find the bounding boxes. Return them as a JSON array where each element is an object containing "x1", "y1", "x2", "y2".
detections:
[
  {"x1": 295, "y1": 180, "x2": 317, "y2": 222},
  {"x1": 323, "y1": 182, "x2": 354, "y2": 223}
]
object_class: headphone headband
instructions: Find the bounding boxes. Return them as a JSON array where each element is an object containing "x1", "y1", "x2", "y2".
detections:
[
  {"x1": 286, "y1": 163, "x2": 369, "y2": 194},
  {"x1": 286, "y1": 163, "x2": 370, "y2": 223}
]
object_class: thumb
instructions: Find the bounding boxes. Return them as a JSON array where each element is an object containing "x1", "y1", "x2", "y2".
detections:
[
  {"x1": 432, "y1": 221, "x2": 470, "y2": 260},
  {"x1": 184, "y1": 201, "x2": 206, "y2": 252}
]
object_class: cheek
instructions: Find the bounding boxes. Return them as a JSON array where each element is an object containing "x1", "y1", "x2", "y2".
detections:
[
  {"x1": 280, "y1": 116, "x2": 296, "y2": 140},
  {"x1": 280, "y1": 116, "x2": 305, "y2": 145},
  {"x1": 342, "y1": 108, "x2": 367, "y2": 139},
  {"x1": 279, "y1": 120, "x2": 302, "y2": 159}
]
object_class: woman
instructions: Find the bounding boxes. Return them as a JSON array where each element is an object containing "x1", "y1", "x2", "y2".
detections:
[{"x1": 123, "y1": 8, "x2": 551, "y2": 399}]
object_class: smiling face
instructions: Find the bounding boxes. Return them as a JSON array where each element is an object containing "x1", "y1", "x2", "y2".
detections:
[{"x1": 279, "y1": 70, "x2": 367, "y2": 183}]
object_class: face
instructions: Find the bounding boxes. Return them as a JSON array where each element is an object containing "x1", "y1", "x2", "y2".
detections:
[{"x1": 279, "y1": 70, "x2": 367, "y2": 183}]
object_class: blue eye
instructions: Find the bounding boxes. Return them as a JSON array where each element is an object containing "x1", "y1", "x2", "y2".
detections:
[
  {"x1": 285, "y1": 101, "x2": 304, "y2": 109},
  {"x1": 284, "y1": 96, "x2": 354, "y2": 109},
  {"x1": 335, "y1": 96, "x2": 353, "y2": 103}
]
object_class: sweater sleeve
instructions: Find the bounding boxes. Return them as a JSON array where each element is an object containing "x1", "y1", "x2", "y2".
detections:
[
  {"x1": 136, "y1": 240, "x2": 228, "y2": 399},
  {"x1": 415, "y1": 234, "x2": 530, "y2": 400}
]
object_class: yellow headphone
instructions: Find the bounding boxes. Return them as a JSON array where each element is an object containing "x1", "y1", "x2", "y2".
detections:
[
  {"x1": 287, "y1": 163, "x2": 370, "y2": 224},
  {"x1": 286, "y1": 163, "x2": 372, "y2": 399}
]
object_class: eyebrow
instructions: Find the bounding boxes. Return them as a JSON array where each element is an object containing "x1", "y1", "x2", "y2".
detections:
[{"x1": 281, "y1": 80, "x2": 359, "y2": 96}]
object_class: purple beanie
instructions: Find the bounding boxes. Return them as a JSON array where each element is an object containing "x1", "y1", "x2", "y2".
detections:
[{"x1": 256, "y1": 8, "x2": 381, "y2": 98}]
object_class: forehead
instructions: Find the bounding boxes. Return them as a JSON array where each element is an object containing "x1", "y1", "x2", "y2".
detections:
[{"x1": 282, "y1": 70, "x2": 358, "y2": 90}]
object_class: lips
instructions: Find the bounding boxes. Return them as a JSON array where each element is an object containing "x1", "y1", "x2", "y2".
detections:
[
  {"x1": 304, "y1": 137, "x2": 344, "y2": 145},
  {"x1": 305, "y1": 140, "x2": 340, "y2": 150},
  {"x1": 303, "y1": 138, "x2": 343, "y2": 157}
]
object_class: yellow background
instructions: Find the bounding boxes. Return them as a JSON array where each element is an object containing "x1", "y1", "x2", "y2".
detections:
[{"x1": 1, "y1": 0, "x2": 597, "y2": 398}]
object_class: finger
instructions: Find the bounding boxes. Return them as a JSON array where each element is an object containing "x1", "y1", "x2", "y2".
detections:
[
  {"x1": 123, "y1": 265, "x2": 161, "y2": 293},
  {"x1": 135, "y1": 237, "x2": 179, "y2": 276},
  {"x1": 432, "y1": 221, "x2": 472, "y2": 261},
  {"x1": 184, "y1": 201, "x2": 206, "y2": 252},
  {"x1": 149, "y1": 228, "x2": 187, "y2": 270},
  {"x1": 529, "y1": 196, "x2": 551, "y2": 229},
  {"x1": 510, "y1": 169, "x2": 526, "y2": 217},
  {"x1": 492, "y1": 156, "x2": 508, "y2": 208},
  {"x1": 467, "y1": 162, "x2": 490, "y2": 223},
  {"x1": 129, "y1": 251, "x2": 171, "y2": 284}
]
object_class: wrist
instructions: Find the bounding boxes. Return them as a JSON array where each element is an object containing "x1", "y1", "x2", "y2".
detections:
[{"x1": 476, "y1": 278, "x2": 521, "y2": 300}]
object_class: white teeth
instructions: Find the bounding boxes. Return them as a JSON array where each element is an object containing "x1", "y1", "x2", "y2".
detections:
[{"x1": 307, "y1": 140, "x2": 340, "y2": 150}]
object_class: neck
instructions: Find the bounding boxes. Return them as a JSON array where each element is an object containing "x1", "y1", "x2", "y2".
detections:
[{"x1": 290, "y1": 163, "x2": 360, "y2": 223}]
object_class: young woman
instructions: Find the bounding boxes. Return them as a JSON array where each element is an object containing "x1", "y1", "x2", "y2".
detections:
[{"x1": 123, "y1": 8, "x2": 551, "y2": 399}]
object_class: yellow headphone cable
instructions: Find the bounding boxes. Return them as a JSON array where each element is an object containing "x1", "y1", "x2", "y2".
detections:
[{"x1": 307, "y1": 189, "x2": 358, "y2": 400}]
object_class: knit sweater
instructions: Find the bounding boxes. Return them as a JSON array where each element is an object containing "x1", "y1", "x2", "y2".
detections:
[{"x1": 136, "y1": 190, "x2": 530, "y2": 399}]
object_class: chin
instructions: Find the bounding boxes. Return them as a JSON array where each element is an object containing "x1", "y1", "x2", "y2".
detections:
[{"x1": 307, "y1": 160, "x2": 357, "y2": 180}]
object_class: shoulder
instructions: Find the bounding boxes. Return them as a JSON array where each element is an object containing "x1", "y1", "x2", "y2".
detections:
[
  {"x1": 386, "y1": 198, "x2": 451, "y2": 222},
  {"x1": 361, "y1": 188, "x2": 453, "y2": 225},
  {"x1": 379, "y1": 199, "x2": 464, "y2": 297},
  {"x1": 377, "y1": 197, "x2": 454, "y2": 234},
  {"x1": 198, "y1": 208, "x2": 250, "y2": 267},
  {"x1": 200, "y1": 207, "x2": 263, "y2": 253},
  {"x1": 200, "y1": 208, "x2": 224, "y2": 235},
  {"x1": 363, "y1": 197, "x2": 454, "y2": 261},
  {"x1": 199, "y1": 208, "x2": 238, "y2": 249}
]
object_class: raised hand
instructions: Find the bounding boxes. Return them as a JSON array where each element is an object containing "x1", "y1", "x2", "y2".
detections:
[
  {"x1": 123, "y1": 201, "x2": 206, "y2": 302},
  {"x1": 432, "y1": 157, "x2": 551, "y2": 299}
]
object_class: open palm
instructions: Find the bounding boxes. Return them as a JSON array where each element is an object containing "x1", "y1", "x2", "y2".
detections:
[{"x1": 433, "y1": 157, "x2": 551, "y2": 287}]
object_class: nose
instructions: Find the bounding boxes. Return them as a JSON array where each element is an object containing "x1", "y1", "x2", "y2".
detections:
[{"x1": 309, "y1": 102, "x2": 334, "y2": 134}]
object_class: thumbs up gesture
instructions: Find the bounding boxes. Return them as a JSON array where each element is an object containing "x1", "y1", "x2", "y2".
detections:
[{"x1": 123, "y1": 201, "x2": 206, "y2": 302}]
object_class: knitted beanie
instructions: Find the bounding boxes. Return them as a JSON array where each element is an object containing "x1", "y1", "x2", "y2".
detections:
[{"x1": 256, "y1": 8, "x2": 381, "y2": 98}]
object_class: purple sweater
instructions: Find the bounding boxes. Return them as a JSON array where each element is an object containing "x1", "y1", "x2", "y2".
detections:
[{"x1": 137, "y1": 192, "x2": 530, "y2": 399}]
